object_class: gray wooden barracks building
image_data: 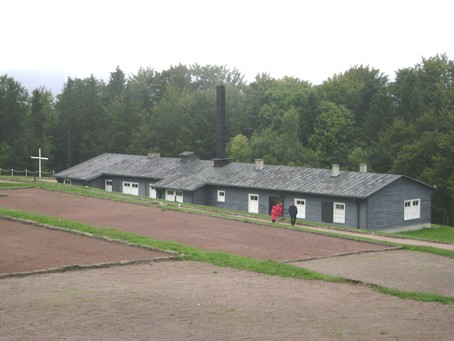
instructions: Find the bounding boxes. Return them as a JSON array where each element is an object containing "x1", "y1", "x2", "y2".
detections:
[
  {"x1": 54, "y1": 152, "x2": 433, "y2": 232},
  {"x1": 55, "y1": 86, "x2": 433, "y2": 232}
]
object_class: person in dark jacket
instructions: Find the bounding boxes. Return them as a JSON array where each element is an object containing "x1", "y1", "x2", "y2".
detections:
[{"x1": 288, "y1": 202, "x2": 298, "y2": 226}]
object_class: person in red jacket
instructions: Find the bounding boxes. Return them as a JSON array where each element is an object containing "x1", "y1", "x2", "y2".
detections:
[
  {"x1": 271, "y1": 202, "x2": 283, "y2": 223},
  {"x1": 271, "y1": 204, "x2": 278, "y2": 223},
  {"x1": 276, "y1": 202, "x2": 283, "y2": 223}
]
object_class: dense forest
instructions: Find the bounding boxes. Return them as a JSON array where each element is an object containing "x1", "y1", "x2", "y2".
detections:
[{"x1": 1, "y1": 54, "x2": 453, "y2": 225}]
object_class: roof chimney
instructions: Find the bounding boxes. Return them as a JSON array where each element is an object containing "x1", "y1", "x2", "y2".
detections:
[
  {"x1": 255, "y1": 159, "x2": 264, "y2": 171},
  {"x1": 213, "y1": 85, "x2": 230, "y2": 167},
  {"x1": 359, "y1": 163, "x2": 368, "y2": 173},
  {"x1": 179, "y1": 151, "x2": 199, "y2": 164},
  {"x1": 147, "y1": 152, "x2": 160, "y2": 158},
  {"x1": 216, "y1": 85, "x2": 226, "y2": 159},
  {"x1": 331, "y1": 164, "x2": 340, "y2": 177}
]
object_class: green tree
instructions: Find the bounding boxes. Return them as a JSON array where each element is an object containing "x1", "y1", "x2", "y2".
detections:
[
  {"x1": 175, "y1": 89, "x2": 217, "y2": 159},
  {"x1": 137, "y1": 84, "x2": 185, "y2": 156},
  {"x1": 25, "y1": 87, "x2": 55, "y2": 170},
  {"x1": 227, "y1": 134, "x2": 252, "y2": 162},
  {"x1": 249, "y1": 108, "x2": 314, "y2": 166},
  {"x1": 53, "y1": 78, "x2": 82, "y2": 169},
  {"x1": 299, "y1": 89, "x2": 321, "y2": 146},
  {"x1": 0, "y1": 75, "x2": 29, "y2": 167},
  {"x1": 78, "y1": 76, "x2": 107, "y2": 160},
  {"x1": 244, "y1": 74, "x2": 310, "y2": 136},
  {"x1": 105, "y1": 66, "x2": 126, "y2": 100},
  {"x1": 0, "y1": 75, "x2": 28, "y2": 141},
  {"x1": 418, "y1": 110, "x2": 454, "y2": 225},
  {"x1": 320, "y1": 65, "x2": 392, "y2": 144},
  {"x1": 189, "y1": 64, "x2": 246, "y2": 89},
  {"x1": 53, "y1": 76, "x2": 107, "y2": 168},
  {"x1": 243, "y1": 73, "x2": 277, "y2": 135},
  {"x1": 369, "y1": 118, "x2": 415, "y2": 173},
  {"x1": 250, "y1": 127, "x2": 281, "y2": 164},
  {"x1": 278, "y1": 108, "x2": 308, "y2": 166},
  {"x1": 104, "y1": 67, "x2": 143, "y2": 154},
  {"x1": 127, "y1": 67, "x2": 160, "y2": 111},
  {"x1": 384, "y1": 54, "x2": 454, "y2": 224},
  {"x1": 309, "y1": 101, "x2": 358, "y2": 167},
  {"x1": 391, "y1": 54, "x2": 454, "y2": 122}
]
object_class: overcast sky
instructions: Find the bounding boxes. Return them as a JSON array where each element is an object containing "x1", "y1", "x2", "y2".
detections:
[{"x1": 2, "y1": 0, "x2": 453, "y2": 94}]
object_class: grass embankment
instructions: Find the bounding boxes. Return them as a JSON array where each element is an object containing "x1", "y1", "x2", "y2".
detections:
[
  {"x1": 1, "y1": 178, "x2": 454, "y2": 305},
  {"x1": 397, "y1": 225, "x2": 454, "y2": 243},
  {"x1": 0, "y1": 182, "x2": 33, "y2": 189}
]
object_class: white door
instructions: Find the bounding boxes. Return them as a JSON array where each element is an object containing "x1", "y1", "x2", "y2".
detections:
[
  {"x1": 149, "y1": 185, "x2": 157, "y2": 199},
  {"x1": 333, "y1": 202, "x2": 345, "y2": 224},
  {"x1": 123, "y1": 182, "x2": 139, "y2": 196},
  {"x1": 175, "y1": 191, "x2": 183, "y2": 203},
  {"x1": 122, "y1": 182, "x2": 131, "y2": 194},
  {"x1": 131, "y1": 183, "x2": 139, "y2": 196},
  {"x1": 165, "y1": 190, "x2": 176, "y2": 201},
  {"x1": 248, "y1": 194, "x2": 259, "y2": 213},
  {"x1": 105, "y1": 179, "x2": 112, "y2": 192},
  {"x1": 295, "y1": 198, "x2": 306, "y2": 219},
  {"x1": 404, "y1": 199, "x2": 420, "y2": 220}
]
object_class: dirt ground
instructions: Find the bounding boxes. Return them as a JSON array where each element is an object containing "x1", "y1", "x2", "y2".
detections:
[
  {"x1": 1, "y1": 188, "x2": 454, "y2": 340},
  {"x1": 0, "y1": 188, "x2": 393, "y2": 262},
  {"x1": 0, "y1": 218, "x2": 173, "y2": 276}
]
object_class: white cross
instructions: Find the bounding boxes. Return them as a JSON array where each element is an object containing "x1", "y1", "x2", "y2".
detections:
[{"x1": 31, "y1": 148, "x2": 49, "y2": 178}]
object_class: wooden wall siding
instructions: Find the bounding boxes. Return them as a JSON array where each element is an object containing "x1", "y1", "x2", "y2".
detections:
[
  {"x1": 91, "y1": 177, "x2": 106, "y2": 190},
  {"x1": 205, "y1": 186, "x2": 283, "y2": 215},
  {"x1": 367, "y1": 177, "x2": 432, "y2": 230},
  {"x1": 358, "y1": 200, "x2": 368, "y2": 229}
]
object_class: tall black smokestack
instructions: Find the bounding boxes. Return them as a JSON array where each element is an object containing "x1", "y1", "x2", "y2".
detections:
[
  {"x1": 216, "y1": 85, "x2": 226, "y2": 159},
  {"x1": 213, "y1": 85, "x2": 230, "y2": 167}
]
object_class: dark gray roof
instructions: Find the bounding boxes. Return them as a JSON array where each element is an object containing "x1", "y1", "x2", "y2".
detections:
[
  {"x1": 54, "y1": 153, "x2": 191, "y2": 181},
  {"x1": 55, "y1": 153, "x2": 432, "y2": 199}
]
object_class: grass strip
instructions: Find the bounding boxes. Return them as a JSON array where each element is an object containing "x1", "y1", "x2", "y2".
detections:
[
  {"x1": 374, "y1": 286, "x2": 454, "y2": 306},
  {"x1": 0, "y1": 182, "x2": 33, "y2": 190},
  {"x1": 400, "y1": 244, "x2": 454, "y2": 259}
]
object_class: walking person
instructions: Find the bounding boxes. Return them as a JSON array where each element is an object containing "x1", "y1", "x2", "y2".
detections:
[
  {"x1": 275, "y1": 202, "x2": 283, "y2": 223},
  {"x1": 271, "y1": 203, "x2": 278, "y2": 223},
  {"x1": 271, "y1": 201, "x2": 283, "y2": 223},
  {"x1": 288, "y1": 201, "x2": 298, "y2": 226}
]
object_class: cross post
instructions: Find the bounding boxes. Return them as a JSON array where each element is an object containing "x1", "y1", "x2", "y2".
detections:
[{"x1": 31, "y1": 148, "x2": 49, "y2": 178}]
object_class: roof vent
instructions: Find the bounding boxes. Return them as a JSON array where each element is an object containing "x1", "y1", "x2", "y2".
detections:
[
  {"x1": 147, "y1": 152, "x2": 160, "y2": 158},
  {"x1": 178, "y1": 151, "x2": 199, "y2": 164},
  {"x1": 359, "y1": 163, "x2": 368, "y2": 173},
  {"x1": 255, "y1": 159, "x2": 264, "y2": 171},
  {"x1": 331, "y1": 164, "x2": 340, "y2": 177}
]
